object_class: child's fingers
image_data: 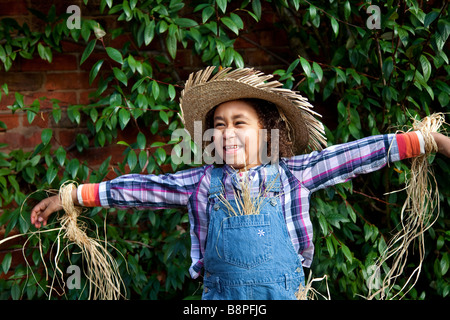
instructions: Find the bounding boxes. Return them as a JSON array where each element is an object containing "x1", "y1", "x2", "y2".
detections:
[
  {"x1": 31, "y1": 204, "x2": 43, "y2": 225},
  {"x1": 30, "y1": 197, "x2": 59, "y2": 228},
  {"x1": 34, "y1": 210, "x2": 48, "y2": 229},
  {"x1": 31, "y1": 201, "x2": 48, "y2": 223}
]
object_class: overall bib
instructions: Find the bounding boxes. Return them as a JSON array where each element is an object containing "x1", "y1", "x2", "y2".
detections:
[{"x1": 202, "y1": 165, "x2": 305, "y2": 300}]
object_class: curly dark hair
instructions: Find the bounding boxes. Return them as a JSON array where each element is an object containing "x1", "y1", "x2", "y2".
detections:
[{"x1": 204, "y1": 98, "x2": 295, "y2": 164}]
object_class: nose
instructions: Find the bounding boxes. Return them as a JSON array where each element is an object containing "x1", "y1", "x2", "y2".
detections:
[{"x1": 222, "y1": 128, "x2": 236, "y2": 140}]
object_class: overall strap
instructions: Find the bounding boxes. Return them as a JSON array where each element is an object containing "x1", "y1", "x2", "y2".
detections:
[{"x1": 208, "y1": 167, "x2": 224, "y2": 200}]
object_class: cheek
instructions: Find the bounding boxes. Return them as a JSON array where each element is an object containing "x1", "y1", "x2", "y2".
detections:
[
  {"x1": 212, "y1": 130, "x2": 223, "y2": 147},
  {"x1": 238, "y1": 129, "x2": 260, "y2": 150},
  {"x1": 249, "y1": 128, "x2": 261, "y2": 141}
]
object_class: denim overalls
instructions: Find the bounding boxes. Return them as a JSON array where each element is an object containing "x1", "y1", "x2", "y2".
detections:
[{"x1": 202, "y1": 165, "x2": 305, "y2": 300}]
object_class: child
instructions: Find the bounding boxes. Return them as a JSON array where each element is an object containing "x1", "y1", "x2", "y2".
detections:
[{"x1": 30, "y1": 67, "x2": 450, "y2": 300}]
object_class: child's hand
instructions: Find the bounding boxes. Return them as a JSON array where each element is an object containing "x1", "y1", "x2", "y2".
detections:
[
  {"x1": 30, "y1": 195, "x2": 61, "y2": 228},
  {"x1": 432, "y1": 133, "x2": 450, "y2": 158}
]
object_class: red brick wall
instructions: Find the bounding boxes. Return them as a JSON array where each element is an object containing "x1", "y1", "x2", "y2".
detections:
[
  {"x1": 0, "y1": 0, "x2": 290, "y2": 168},
  {"x1": 0, "y1": 0, "x2": 292, "y2": 277}
]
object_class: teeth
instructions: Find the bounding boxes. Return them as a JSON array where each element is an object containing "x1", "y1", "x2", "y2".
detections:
[{"x1": 225, "y1": 145, "x2": 239, "y2": 149}]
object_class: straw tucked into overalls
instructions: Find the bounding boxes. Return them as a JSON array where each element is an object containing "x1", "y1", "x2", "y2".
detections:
[{"x1": 202, "y1": 165, "x2": 305, "y2": 300}]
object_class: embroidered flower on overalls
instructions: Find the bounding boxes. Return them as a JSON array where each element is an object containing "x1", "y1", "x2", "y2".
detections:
[{"x1": 257, "y1": 229, "x2": 265, "y2": 237}]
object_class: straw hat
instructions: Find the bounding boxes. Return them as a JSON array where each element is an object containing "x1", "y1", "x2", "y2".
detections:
[{"x1": 179, "y1": 66, "x2": 327, "y2": 154}]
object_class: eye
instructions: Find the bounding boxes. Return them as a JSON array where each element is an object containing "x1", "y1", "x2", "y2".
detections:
[
  {"x1": 235, "y1": 121, "x2": 246, "y2": 126},
  {"x1": 214, "y1": 122, "x2": 225, "y2": 128}
]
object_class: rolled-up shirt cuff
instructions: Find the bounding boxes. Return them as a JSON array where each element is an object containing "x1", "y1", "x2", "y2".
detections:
[
  {"x1": 77, "y1": 183, "x2": 100, "y2": 207},
  {"x1": 396, "y1": 131, "x2": 425, "y2": 159}
]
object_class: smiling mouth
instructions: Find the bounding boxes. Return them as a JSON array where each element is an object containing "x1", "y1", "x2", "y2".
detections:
[{"x1": 223, "y1": 145, "x2": 243, "y2": 153}]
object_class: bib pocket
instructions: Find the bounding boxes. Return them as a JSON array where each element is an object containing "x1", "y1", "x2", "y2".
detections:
[{"x1": 223, "y1": 214, "x2": 272, "y2": 269}]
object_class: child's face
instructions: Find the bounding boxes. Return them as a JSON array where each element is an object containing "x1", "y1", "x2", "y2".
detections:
[{"x1": 212, "y1": 100, "x2": 264, "y2": 171}]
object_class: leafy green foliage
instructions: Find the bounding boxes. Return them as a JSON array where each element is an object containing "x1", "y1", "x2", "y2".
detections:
[
  {"x1": 0, "y1": 0, "x2": 448, "y2": 300},
  {"x1": 274, "y1": 0, "x2": 449, "y2": 299}
]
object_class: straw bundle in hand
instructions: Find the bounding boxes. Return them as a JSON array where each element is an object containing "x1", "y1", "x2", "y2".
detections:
[
  {"x1": 57, "y1": 182, "x2": 124, "y2": 300},
  {"x1": 367, "y1": 113, "x2": 445, "y2": 300}
]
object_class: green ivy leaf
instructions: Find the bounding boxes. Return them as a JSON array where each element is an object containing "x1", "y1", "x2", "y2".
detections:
[
  {"x1": 15, "y1": 92, "x2": 24, "y2": 108},
  {"x1": 127, "y1": 150, "x2": 137, "y2": 170},
  {"x1": 313, "y1": 62, "x2": 323, "y2": 82},
  {"x1": 11, "y1": 283, "x2": 20, "y2": 300},
  {"x1": 109, "y1": 92, "x2": 122, "y2": 107},
  {"x1": 152, "y1": 81, "x2": 160, "y2": 100},
  {"x1": 113, "y1": 67, "x2": 128, "y2": 86},
  {"x1": 2, "y1": 83, "x2": 8, "y2": 95},
  {"x1": 150, "y1": 120, "x2": 159, "y2": 135},
  {"x1": 144, "y1": 20, "x2": 155, "y2": 45},
  {"x1": 424, "y1": 10, "x2": 439, "y2": 27},
  {"x1": 173, "y1": 18, "x2": 197, "y2": 28},
  {"x1": 46, "y1": 164, "x2": 57, "y2": 184},
  {"x1": 37, "y1": 43, "x2": 52, "y2": 62},
  {"x1": 137, "y1": 132, "x2": 146, "y2": 149},
  {"x1": 117, "y1": 141, "x2": 131, "y2": 147},
  {"x1": 335, "y1": 67, "x2": 347, "y2": 83},
  {"x1": 341, "y1": 244, "x2": 352, "y2": 263},
  {"x1": 299, "y1": 56, "x2": 311, "y2": 77},
  {"x1": 139, "y1": 150, "x2": 147, "y2": 169},
  {"x1": 55, "y1": 146, "x2": 66, "y2": 166},
  {"x1": 118, "y1": 108, "x2": 131, "y2": 129},
  {"x1": 420, "y1": 54, "x2": 432, "y2": 81},
  {"x1": 106, "y1": 47, "x2": 123, "y2": 64},
  {"x1": 202, "y1": 6, "x2": 214, "y2": 23},
  {"x1": 168, "y1": 84, "x2": 176, "y2": 101},
  {"x1": 41, "y1": 128, "x2": 52, "y2": 145},
  {"x1": 330, "y1": 16, "x2": 339, "y2": 37},
  {"x1": 234, "y1": 51, "x2": 244, "y2": 68},
  {"x1": 344, "y1": 1, "x2": 351, "y2": 20},
  {"x1": 52, "y1": 107, "x2": 61, "y2": 124},
  {"x1": 67, "y1": 159, "x2": 80, "y2": 179},
  {"x1": 166, "y1": 33, "x2": 177, "y2": 59},
  {"x1": 441, "y1": 253, "x2": 449, "y2": 276},
  {"x1": 2, "y1": 252, "x2": 12, "y2": 274},
  {"x1": 216, "y1": 0, "x2": 227, "y2": 14},
  {"x1": 325, "y1": 237, "x2": 335, "y2": 257},
  {"x1": 155, "y1": 147, "x2": 166, "y2": 165},
  {"x1": 286, "y1": 58, "x2": 300, "y2": 75},
  {"x1": 90, "y1": 107, "x2": 98, "y2": 123},
  {"x1": 29, "y1": 155, "x2": 40, "y2": 167},
  {"x1": 159, "y1": 110, "x2": 169, "y2": 125},
  {"x1": 80, "y1": 39, "x2": 96, "y2": 65},
  {"x1": 382, "y1": 57, "x2": 394, "y2": 79},
  {"x1": 309, "y1": 5, "x2": 317, "y2": 21},
  {"x1": 89, "y1": 59, "x2": 104, "y2": 84},
  {"x1": 318, "y1": 214, "x2": 328, "y2": 235},
  {"x1": 251, "y1": 0, "x2": 261, "y2": 21},
  {"x1": 221, "y1": 17, "x2": 239, "y2": 35},
  {"x1": 348, "y1": 123, "x2": 361, "y2": 139}
]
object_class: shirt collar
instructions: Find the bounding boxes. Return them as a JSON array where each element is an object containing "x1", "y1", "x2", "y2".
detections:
[{"x1": 222, "y1": 163, "x2": 269, "y2": 190}]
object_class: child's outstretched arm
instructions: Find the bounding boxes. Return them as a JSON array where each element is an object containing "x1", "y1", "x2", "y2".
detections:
[
  {"x1": 30, "y1": 165, "x2": 208, "y2": 228},
  {"x1": 431, "y1": 132, "x2": 450, "y2": 158},
  {"x1": 285, "y1": 132, "x2": 424, "y2": 193},
  {"x1": 284, "y1": 131, "x2": 448, "y2": 194}
]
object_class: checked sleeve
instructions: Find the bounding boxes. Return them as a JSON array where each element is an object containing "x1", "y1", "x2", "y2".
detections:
[
  {"x1": 77, "y1": 165, "x2": 208, "y2": 209},
  {"x1": 284, "y1": 132, "x2": 424, "y2": 193}
]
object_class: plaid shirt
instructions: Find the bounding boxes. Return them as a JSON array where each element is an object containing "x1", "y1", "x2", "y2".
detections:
[{"x1": 77, "y1": 132, "x2": 424, "y2": 279}]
